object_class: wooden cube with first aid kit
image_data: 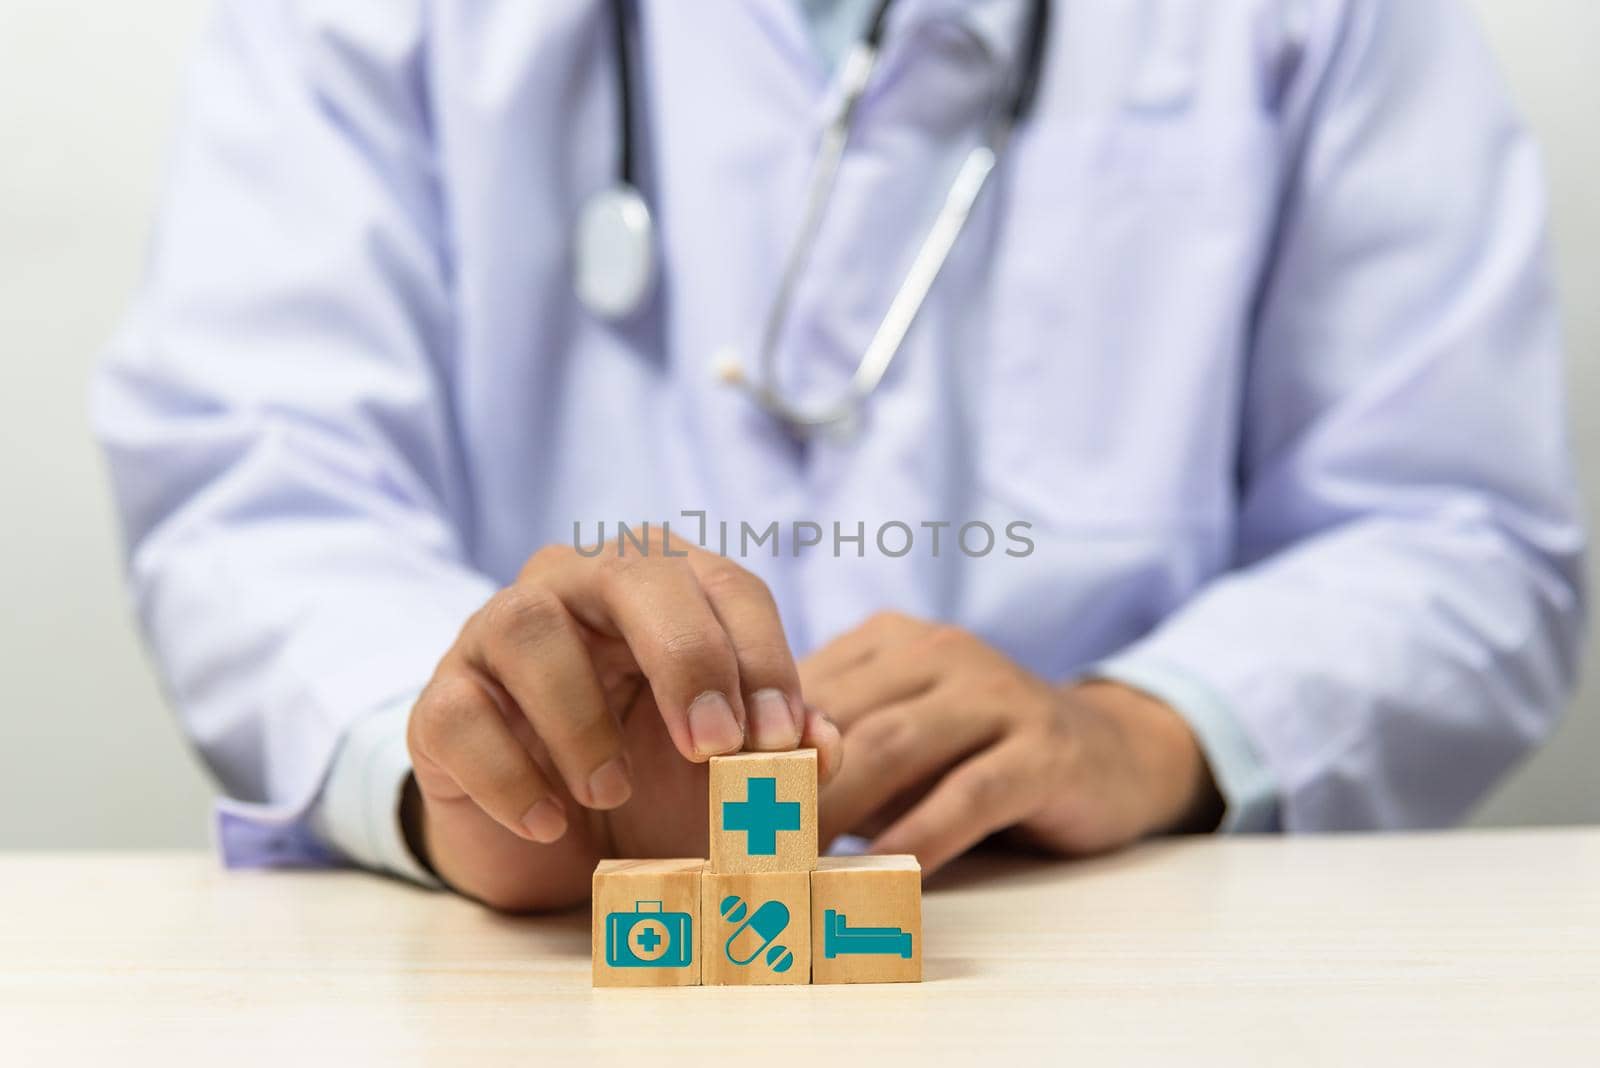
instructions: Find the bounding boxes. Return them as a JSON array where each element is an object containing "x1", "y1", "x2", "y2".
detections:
[
  {"x1": 591, "y1": 859, "x2": 704, "y2": 987},
  {"x1": 592, "y1": 747, "x2": 922, "y2": 987}
]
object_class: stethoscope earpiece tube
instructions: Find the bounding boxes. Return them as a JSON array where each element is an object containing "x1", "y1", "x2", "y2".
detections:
[
  {"x1": 1012, "y1": 0, "x2": 1052, "y2": 121},
  {"x1": 864, "y1": 0, "x2": 896, "y2": 47},
  {"x1": 608, "y1": 0, "x2": 637, "y2": 187}
]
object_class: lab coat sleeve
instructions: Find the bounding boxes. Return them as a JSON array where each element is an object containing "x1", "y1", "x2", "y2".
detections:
[
  {"x1": 304, "y1": 692, "x2": 440, "y2": 886},
  {"x1": 1097, "y1": 0, "x2": 1585, "y2": 830},
  {"x1": 92, "y1": 1, "x2": 496, "y2": 869}
]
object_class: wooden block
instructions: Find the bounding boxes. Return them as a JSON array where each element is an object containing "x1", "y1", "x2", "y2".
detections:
[
  {"x1": 708, "y1": 749, "x2": 817, "y2": 875},
  {"x1": 810, "y1": 855, "x2": 922, "y2": 984},
  {"x1": 591, "y1": 859, "x2": 704, "y2": 987},
  {"x1": 700, "y1": 867, "x2": 811, "y2": 986}
]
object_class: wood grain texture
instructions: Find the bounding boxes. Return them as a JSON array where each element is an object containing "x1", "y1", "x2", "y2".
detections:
[
  {"x1": 591, "y1": 859, "x2": 703, "y2": 987},
  {"x1": 708, "y1": 749, "x2": 818, "y2": 874},
  {"x1": 1, "y1": 831, "x2": 1597, "y2": 1065},
  {"x1": 811, "y1": 855, "x2": 921, "y2": 984},
  {"x1": 701, "y1": 868, "x2": 811, "y2": 985}
]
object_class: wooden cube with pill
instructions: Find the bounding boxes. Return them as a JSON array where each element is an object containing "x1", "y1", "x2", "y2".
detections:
[
  {"x1": 809, "y1": 855, "x2": 922, "y2": 984},
  {"x1": 707, "y1": 749, "x2": 818, "y2": 875},
  {"x1": 700, "y1": 868, "x2": 811, "y2": 985},
  {"x1": 591, "y1": 859, "x2": 705, "y2": 987}
]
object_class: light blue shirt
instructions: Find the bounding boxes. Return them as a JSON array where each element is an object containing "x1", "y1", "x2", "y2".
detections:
[
  {"x1": 94, "y1": 0, "x2": 1585, "y2": 882},
  {"x1": 799, "y1": 0, "x2": 876, "y2": 72}
]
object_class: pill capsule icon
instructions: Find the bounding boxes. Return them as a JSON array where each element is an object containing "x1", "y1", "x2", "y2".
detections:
[{"x1": 723, "y1": 897, "x2": 790, "y2": 967}]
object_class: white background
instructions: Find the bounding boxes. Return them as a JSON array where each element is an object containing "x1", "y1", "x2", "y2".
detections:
[{"x1": 0, "y1": 1, "x2": 1594, "y2": 847}]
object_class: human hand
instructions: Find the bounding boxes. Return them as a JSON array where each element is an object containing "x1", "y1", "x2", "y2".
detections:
[
  {"x1": 404, "y1": 536, "x2": 841, "y2": 911},
  {"x1": 805, "y1": 613, "x2": 1221, "y2": 873}
]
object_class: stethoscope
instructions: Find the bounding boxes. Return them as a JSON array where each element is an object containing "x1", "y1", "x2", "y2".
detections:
[{"x1": 573, "y1": 0, "x2": 1051, "y2": 437}]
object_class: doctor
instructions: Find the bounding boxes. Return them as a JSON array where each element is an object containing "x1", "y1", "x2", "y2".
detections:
[{"x1": 96, "y1": 0, "x2": 1583, "y2": 912}]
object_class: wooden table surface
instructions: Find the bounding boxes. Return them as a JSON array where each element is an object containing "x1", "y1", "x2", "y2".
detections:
[{"x1": 1, "y1": 829, "x2": 1596, "y2": 1066}]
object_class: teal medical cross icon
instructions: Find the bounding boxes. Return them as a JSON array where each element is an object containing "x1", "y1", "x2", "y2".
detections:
[
  {"x1": 634, "y1": 925, "x2": 662, "y2": 953},
  {"x1": 722, "y1": 776, "x2": 801, "y2": 855}
]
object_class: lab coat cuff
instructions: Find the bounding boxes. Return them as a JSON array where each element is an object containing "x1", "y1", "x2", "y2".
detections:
[
  {"x1": 1086, "y1": 653, "x2": 1280, "y2": 833},
  {"x1": 213, "y1": 796, "x2": 342, "y2": 869},
  {"x1": 306, "y1": 692, "x2": 441, "y2": 889}
]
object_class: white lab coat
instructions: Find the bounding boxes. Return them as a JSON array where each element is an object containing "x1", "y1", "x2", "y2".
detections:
[{"x1": 93, "y1": 0, "x2": 1584, "y2": 875}]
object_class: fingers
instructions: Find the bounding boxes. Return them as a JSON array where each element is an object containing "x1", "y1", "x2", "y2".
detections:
[
  {"x1": 690, "y1": 554, "x2": 805, "y2": 751},
  {"x1": 462, "y1": 587, "x2": 629, "y2": 810},
  {"x1": 871, "y1": 736, "x2": 1049, "y2": 873},
  {"x1": 804, "y1": 644, "x2": 940, "y2": 729},
  {"x1": 800, "y1": 625, "x2": 878, "y2": 689},
  {"x1": 408, "y1": 672, "x2": 570, "y2": 844},
  {"x1": 820, "y1": 695, "x2": 1000, "y2": 841},
  {"x1": 540, "y1": 550, "x2": 749, "y2": 762},
  {"x1": 431, "y1": 537, "x2": 807, "y2": 870},
  {"x1": 800, "y1": 610, "x2": 924, "y2": 690},
  {"x1": 801, "y1": 613, "x2": 945, "y2": 728},
  {"x1": 801, "y1": 703, "x2": 844, "y2": 784}
]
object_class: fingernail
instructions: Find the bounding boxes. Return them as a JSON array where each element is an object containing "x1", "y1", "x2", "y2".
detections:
[
  {"x1": 689, "y1": 691, "x2": 743, "y2": 757},
  {"x1": 811, "y1": 703, "x2": 838, "y2": 733},
  {"x1": 809, "y1": 704, "x2": 843, "y2": 778},
  {"x1": 521, "y1": 798, "x2": 568, "y2": 842},
  {"x1": 587, "y1": 756, "x2": 632, "y2": 809},
  {"x1": 749, "y1": 689, "x2": 802, "y2": 750},
  {"x1": 818, "y1": 712, "x2": 841, "y2": 748}
]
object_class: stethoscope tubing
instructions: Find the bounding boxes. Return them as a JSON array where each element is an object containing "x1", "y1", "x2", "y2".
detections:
[{"x1": 585, "y1": 0, "x2": 1051, "y2": 438}]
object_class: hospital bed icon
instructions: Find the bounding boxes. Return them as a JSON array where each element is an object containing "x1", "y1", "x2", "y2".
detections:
[{"x1": 821, "y1": 909, "x2": 914, "y2": 959}]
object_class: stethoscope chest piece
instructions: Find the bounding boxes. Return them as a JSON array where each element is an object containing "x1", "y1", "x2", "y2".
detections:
[{"x1": 574, "y1": 182, "x2": 656, "y2": 321}]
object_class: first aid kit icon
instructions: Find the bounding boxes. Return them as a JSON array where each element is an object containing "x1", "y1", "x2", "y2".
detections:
[{"x1": 606, "y1": 900, "x2": 694, "y2": 969}]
